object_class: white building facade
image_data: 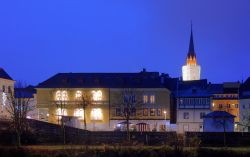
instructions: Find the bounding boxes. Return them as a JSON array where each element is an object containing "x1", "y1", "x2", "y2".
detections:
[{"x1": 0, "y1": 68, "x2": 15, "y2": 120}]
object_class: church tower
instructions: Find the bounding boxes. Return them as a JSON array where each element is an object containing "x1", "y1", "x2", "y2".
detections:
[{"x1": 182, "y1": 24, "x2": 201, "y2": 81}]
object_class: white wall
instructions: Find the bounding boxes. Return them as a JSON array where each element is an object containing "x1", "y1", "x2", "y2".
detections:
[
  {"x1": 240, "y1": 98, "x2": 250, "y2": 132},
  {"x1": 177, "y1": 109, "x2": 210, "y2": 133}
]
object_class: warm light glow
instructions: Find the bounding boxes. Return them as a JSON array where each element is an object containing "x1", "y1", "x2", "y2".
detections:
[
  {"x1": 2, "y1": 92, "x2": 7, "y2": 106},
  {"x1": 143, "y1": 95, "x2": 148, "y2": 103},
  {"x1": 150, "y1": 95, "x2": 155, "y2": 104},
  {"x1": 212, "y1": 103, "x2": 215, "y2": 107},
  {"x1": 56, "y1": 90, "x2": 68, "y2": 101},
  {"x1": 163, "y1": 111, "x2": 167, "y2": 114},
  {"x1": 56, "y1": 108, "x2": 67, "y2": 119},
  {"x1": 55, "y1": 90, "x2": 69, "y2": 101},
  {"x1": 26, "y1": 116, "x2": 31, "y2": 119},
  {"x1": 92, "y1": 90, "x2": 102, "y2": 101},
  {"x1": 182, "y1": 64, "x2": 201, "y2": 81},
  {"x1": 91, "y1": 108, "x2": 103, "y2": 120},
  {"x1": 74, "y1": 108, "x2": 84, "y2": 119},
  {"x1": 75, "y1": 90, "x2": 82, "y2": 99}
]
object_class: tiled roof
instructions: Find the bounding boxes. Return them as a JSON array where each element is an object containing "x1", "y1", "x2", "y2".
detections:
[
  {"x1": 0, "y1": 68, "x2": 13, "y2": 80},
  {"x1": 174, "y1": 79, "x2": 210, "y2": 97},
  {"x1": 15, "y1": 86, "x2": 36, "y2": 98},
  {"x1": 207, "y1": 83, "x2": 224, "y2": 94},
  {"x1": 36, "y1": 71, "x2": 164, "y2": 88}
]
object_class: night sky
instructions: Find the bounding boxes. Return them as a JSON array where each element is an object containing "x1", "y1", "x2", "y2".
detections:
[{"x1": 0, "y1": 0, "x2": 250, "y2": 85}]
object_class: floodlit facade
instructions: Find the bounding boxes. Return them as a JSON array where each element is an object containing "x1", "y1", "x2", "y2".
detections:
[
  {"x1": 110, "y1": 88, "x2": 171, "y2": 132},
  {"x1": 36, "y1": 70, "x2": 171, "y2": 131},
  {"x1": 0, "y1": 68, "x2": 15, "y2": 120},
  {"x1": 182, "y1": 26, "x2": 201, "y2": 81},
  {"x1": 209, "y1": 82, "x2": 240, "y2": 131}
]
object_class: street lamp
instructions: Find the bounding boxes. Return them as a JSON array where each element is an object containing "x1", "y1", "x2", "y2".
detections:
[{"x1": 163, "y1": 110, "x2": 167, "y2": 131}]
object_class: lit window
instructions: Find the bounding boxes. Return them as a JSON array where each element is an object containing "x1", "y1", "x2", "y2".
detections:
[
  {"x1": 56, "y1": 108, "x2": 67, "y2": 119},
  {"x1": 143, "y1": 95, "x2": 148, "y2": 104},
  {"x1": 61, "y1": 91, "x2": 68, "y2": 101},
  {"x1": 74, "y1": 108, "x2": 84, "y2": 119},
  {"x1": 143, "y1": 108, "x2": 148, "y2": 116},
  {"x1": 55, "y1": 91, "x2": 61, "y2": 101},
  {"x1": 75, "y1": 91, "x2": 82, "y2": 99},
  {"x1": 55, "y1": 90, "x2": 68, "y2": 101},
  {"x1": 2, "y1": 92, "x2": 7, "y2": 106},
  {"x1": 91, "y1": 108, "x2": 103, "y2": 120},
  {"x1": 92, "y1": 90, "x2": 102, "y2": 101},
  {"x1": 150, "y1": 95, "x2": 155, "y2": 104},
  {"x1": 150, "y1": 108, "x2": 155, "y2": 116}
]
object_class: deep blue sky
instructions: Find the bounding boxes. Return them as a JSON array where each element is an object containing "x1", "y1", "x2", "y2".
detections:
[{"x1": 0, "y1": 0, "x2": 250, "y2": 85}]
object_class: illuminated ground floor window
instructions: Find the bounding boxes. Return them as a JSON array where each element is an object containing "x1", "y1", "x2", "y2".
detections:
[
  {"x1": 56, "y1": 108, "x2": 67, "y2": 119},
  {"x1": 91, "y1": 108, "x2": 103, "y2": 120},
  {"x1": 74, "y1": 108, "x2": 84, "y2": 120}
]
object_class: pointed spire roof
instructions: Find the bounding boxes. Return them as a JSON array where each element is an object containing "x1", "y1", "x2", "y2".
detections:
[
  {"x1": 187, "y1": 23, "x2": 196, "y2": 58},
  {"x1": 0, "y1": 68, "x2": 13, "y2": 80}
]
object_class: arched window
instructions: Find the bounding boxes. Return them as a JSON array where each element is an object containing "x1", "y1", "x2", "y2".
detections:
[
  {"x1": 75, "y1": 91, "x2": 82, "y2": 99},
  {"x1": 61, "y1": 91, "x2": 68, "y2": 101},
  {"x1": 92, "y1": 90, "x2": 102, "y2": 101},
  {"x1": 2, "y1": 92, "x2": 7, "y2": 106},
  {"x1": 55, "y1": 90, "x2": 68, "y2": 101},
  {"x1": 74, "y1": 108, "x2": 84, "y2": 119},
  {"x1": 56, "y1": 108, "x2": 67, "y2": 119},
  {"x1": 91, "y1": 108, "x2": 103, "y2": 120},
  {"x1": 55, "y1": 91, "x2": 61, "y2": 101}
]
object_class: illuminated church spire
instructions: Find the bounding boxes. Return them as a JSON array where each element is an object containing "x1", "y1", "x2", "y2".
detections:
[{"x1": 182, "y1": 23, "x2": 201, "y2": 81}]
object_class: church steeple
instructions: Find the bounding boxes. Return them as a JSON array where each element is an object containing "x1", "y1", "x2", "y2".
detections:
[
  {"x1": 182, "y1": 23, "x2": 201, "y2": 81},
  {"x1": 186, "y1": 23, "x2": 197, "y2": 65}
]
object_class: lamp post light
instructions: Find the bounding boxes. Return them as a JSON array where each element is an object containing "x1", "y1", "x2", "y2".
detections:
[{"x1": 163, "y1": 110, "x2": 167, "y2": 131}]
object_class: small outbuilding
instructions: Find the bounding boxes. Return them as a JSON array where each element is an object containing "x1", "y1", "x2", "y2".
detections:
[{"x1": 203, "y1": 111, "x2": 235, "y2": 132}]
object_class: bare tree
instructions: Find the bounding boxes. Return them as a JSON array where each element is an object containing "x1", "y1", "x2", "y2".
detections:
[
  {"x1": 55, "y1": 89, "x2": 68, "y2": 145},
  {"x1": 239, "y1": 109, "x2": 250, "y2": 132},
  {"x1": 6, "y1": 82, "x2": 32, "y2": 146},
  {"x1": 120, "y1": 88, "x2": 140, "y2": 141},
  {"x1": 76, "y1": 92, "x2": 91, "y2": 130}
]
